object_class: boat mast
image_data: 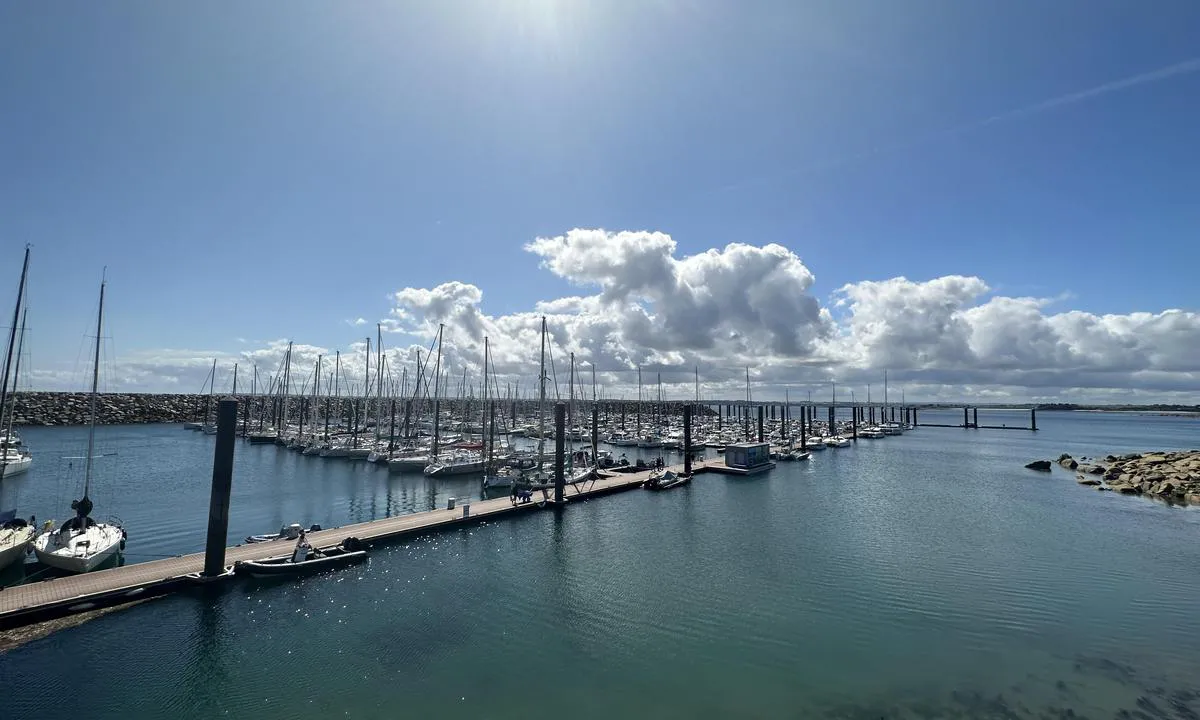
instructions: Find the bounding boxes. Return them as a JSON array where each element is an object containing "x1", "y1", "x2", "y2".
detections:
[
  {"x1": 0, "y1": 246, "x2": 30, "y2": 438},
  {"x1": 537, "y1": 316, "x2": 546, "y2": 471},
  {"x1": 281, "y1": 341, "x2": 293, "y2": 434},
  {"x1": 567, "y1": 352, "x2": 575, "y2": 472},
  {"x1": 637, "y1": 366, "x2": 642, "y2": 435},
  {"x1": 431, "y1": 324, "x2": 444, "y2": 458},
  {"x1": 83, "y1": 275, "x2": 106, "y2": 502},
  {"x1": 482, "y1": 336, "x2": 489, "y2": 450},
  {"x1": 591, "y1": 362, "x2": 598, "y2": 460},
  {"x1": 314, "y1": 355, "x2": 322, "y2": 435},
  {"x1": 482, "y1": 336, "x2": 489, "y2": 470},
  {"x1": 2, "y1": 308, "x2": 28, "y2": 445},
  {"x1": 375, "y1": 323, "x2": 383, "y2": 441}
]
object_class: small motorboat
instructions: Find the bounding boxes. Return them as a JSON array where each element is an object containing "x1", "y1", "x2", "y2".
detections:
[
  {"x1": 643, "y1": 470, "x2": 691, "y2": 491},
  {"x1": 789, "y1": 451, "x2": 811, "y2": 461},
  {"x1": 234, "y1": 537, "x2": 368, "y2": 578},
  {"x1": 245, "y1": 523, "x2": 322, "y2": 544}
]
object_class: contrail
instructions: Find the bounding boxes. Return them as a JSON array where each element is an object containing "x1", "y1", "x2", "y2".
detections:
[
  {"x1": 714, "y1": 57, "x2": 1200, "y2": 194},
  {"x1": 978, "y1": 57, "x2": 1200, "y2": 127}
]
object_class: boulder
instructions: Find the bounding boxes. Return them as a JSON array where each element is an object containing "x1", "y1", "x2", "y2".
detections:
[
  {"x1": 1085, "y1": 465, "x2": 1106, "y2": 475},
  {"x1": 1025, "y1": 460, "x2": 1052, "y2": 471},
  {"x1": 1060, "y1": 458, "x2": 1079, "y2": 470},
  {"x1": 1139, "y1": 481, "x2": 1153, "y2": 494},
  {"x1": 1077, "y1": 477, "x2": 1102, "y2": 486},
  {"x1": 1117, "y1": 485, "x2": 1141, "y2": 494},
  {"x1": 1057, "y1": 453, "x2": 1073, "y2": 462},
  {"x1": 1157, "y1": 481, "x2": 1175, "y2": 496},
  {"x1": 1144, "y1": 471, "x2": 1165, "y2": 482}
]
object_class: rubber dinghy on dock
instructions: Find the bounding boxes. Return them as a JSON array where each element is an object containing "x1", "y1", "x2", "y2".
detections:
[
  {"x1": 643, "y1": 470, "x2": 691, "y2": 491},
  {"x1": 234, "y1": 537, "x2": 368, "y2": 579}
]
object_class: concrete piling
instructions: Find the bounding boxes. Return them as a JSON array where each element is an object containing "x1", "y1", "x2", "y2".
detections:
[{"x1": 203, "y1": 399, "x2": 238, "y2": 578}]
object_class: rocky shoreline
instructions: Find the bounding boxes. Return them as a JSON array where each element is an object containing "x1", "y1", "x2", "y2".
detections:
[
  {"x1": 7, "y1": 392, "x2": 247, "y2": 426},
  {"x1": 1029, "y1": 450, "x2": 1200, "y2": 504}
]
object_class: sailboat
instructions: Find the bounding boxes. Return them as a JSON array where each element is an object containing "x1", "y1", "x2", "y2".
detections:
[
  {"x1": 33, "y1": 275, "x2": 127, "y2": 573},
  {"x1": 1, "y1": 246, "x2": 33, "y2": 479},
  {"x1": 0, "y1": 509, "x2": 38, "y2": 571}
]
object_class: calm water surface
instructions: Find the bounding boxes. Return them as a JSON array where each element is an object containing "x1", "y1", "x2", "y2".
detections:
[{"x1": 2, "y1": 411, "x2": 1199, "y2": 719}]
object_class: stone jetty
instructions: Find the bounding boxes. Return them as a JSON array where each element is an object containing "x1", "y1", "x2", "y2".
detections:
[
  {"x1": 1058, "y1": 451, "x2": 1200, "y2": 503},
  {"x1": 9, "y1": 392, "x2": 236, "y2": 426}
]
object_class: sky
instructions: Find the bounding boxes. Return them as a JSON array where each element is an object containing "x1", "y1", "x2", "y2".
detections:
[{"x1": 1, "y1": 0, "x2": 1198, "y2": 403}]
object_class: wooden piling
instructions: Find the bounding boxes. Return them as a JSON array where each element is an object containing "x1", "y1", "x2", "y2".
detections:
[
  {"x1": 852, "y1": 407, "x2": 858, "y2": 440},
  {"x1": 757, "y1": 405, "x2": 764, "y2": 442},
  {"x1": 203, "y1": 400, "x2": 238, "y2": 577},
  {"x1": 1031, "y1": 408, "x2": 1037, "y2": 432}
]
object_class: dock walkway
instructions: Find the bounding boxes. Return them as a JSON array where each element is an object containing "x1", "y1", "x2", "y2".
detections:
[{"x1": 0, "y1": 464, "x2": 687, "y2": 630}]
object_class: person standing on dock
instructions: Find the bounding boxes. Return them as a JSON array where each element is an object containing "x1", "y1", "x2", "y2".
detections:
[{"x1": 291, "y1": 529, "x2": 311, "y2": 563}]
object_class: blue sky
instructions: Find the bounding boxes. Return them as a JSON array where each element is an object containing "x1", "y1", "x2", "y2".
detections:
[{"x1": 2, "y1": 1, "x2": 1198, "y2": 400}]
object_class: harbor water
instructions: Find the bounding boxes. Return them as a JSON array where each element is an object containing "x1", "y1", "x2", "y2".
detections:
[{"x1": 2, "y1": 411, "x2": 1199, "y2": 718}]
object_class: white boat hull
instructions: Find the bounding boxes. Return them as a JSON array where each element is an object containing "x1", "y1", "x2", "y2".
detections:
[
  {"x1": 33, "y1": 523, "x2": 124, "y2": 573},
  {"x1": 0, "y1": 526, "x2": 35, "y2": 571},
  {"x1": 388, "y1": 456, "x2": 429, "y2": 473},
  {"x1": 1, "y1": 453, "x2": 32, "y2": 478},
  {"x1": 425, "y1": 460, "x2": 485, "y2": 477},
  {"x1": 483, "y1": 474, "x2": 515, "y2": 489}
]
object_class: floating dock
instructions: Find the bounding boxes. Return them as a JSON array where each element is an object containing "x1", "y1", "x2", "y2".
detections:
[{"x1": 0, "y1": 464, "x2": 696, "y2": 631}]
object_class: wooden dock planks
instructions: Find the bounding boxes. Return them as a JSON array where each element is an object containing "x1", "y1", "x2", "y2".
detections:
[{"x1": 0, "y1": 465, "x2": 682, "y2": 626}]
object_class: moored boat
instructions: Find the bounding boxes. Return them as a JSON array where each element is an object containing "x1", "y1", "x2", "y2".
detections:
[
  {"x1": 643, "y1": 470, "x2": 691, "y2": 490},
  {"x1": 32, "y1": 276, "x2": 126, "y2": 574},
  {"x1": 234, "y1": 537, "x2": 368, "y2": 578},
  {"x1": 245, "y1": 523, "x2": 323, "y2": 544},
  {"x1": 0, "y1": 510, "x2": 38, "y2": 571}
]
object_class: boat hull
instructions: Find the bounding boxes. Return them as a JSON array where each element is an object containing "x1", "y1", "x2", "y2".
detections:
[
  {"x1": 388, "y1": 457, "x2": 428, "y2": 473},
  {"x1": 425, "y1": 460, "x2": 485, "y2": 477},
  {"x1": 0, "y1": 526, "x2": 35, "y2": 571},
  {"x1": 33, "y1": 524, "x2": 124, "y2": 573},
  {"x1": 234, "y1": 547, "x2": 367, "y2": 579},
  {"x1": 0, "y1": 454, "x2": 32, "y2": 478}
]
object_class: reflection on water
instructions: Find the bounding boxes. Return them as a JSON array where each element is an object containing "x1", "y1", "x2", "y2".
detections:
[{"x1": 3, "y1": 414, "x2": 1200, "y2": 718}]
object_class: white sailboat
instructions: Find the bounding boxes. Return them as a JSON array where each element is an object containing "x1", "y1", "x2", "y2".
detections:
[{"x1": 34, "y1": 276, "x2": 126, "y2": 573}]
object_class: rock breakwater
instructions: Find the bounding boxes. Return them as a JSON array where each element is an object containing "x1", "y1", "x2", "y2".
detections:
[
  {"x1": 9, "y1": 392, "x2": 252, "y2": 426},
  {"x1": 1058, "y1": 451, "x2": 1200, "y2": 503}
]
